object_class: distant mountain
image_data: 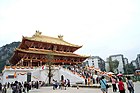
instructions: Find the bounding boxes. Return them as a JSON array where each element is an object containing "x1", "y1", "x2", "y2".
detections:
[{"x1": 0, "y1": 42, "x2": 20, "y2": 72}]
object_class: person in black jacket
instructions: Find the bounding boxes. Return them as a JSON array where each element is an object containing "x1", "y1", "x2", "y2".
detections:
[
  {"x1": 0, "y1": 83, "x2": 2, "y2": 91},
  {"x1": 2, "y1": 85, "x2": 7, "y2": 93}
]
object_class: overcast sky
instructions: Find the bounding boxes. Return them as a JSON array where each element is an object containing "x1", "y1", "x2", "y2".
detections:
[{"x1": 0, "y1": 0, "x2": 140, "y2": 62}]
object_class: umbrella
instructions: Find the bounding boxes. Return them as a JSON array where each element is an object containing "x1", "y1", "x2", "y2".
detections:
[
  {"x1": 117, "y1": 73, "x2": 123, "y2": 76},
  {"x1": 107, "y1": 72, "x2": 114, "y2": 75}
]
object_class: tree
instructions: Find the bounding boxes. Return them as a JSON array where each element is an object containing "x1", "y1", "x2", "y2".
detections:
[
  {"x1": 124, "y1": 63, "x2": 135, "y2": 74},
  {"x1": 46, "y1": 54, "x2": 54, "y2": 85},
  {"x1": 98, "y1": 61, "x2": 106, "y2": 71},
  {"x1": 107, "y1": 58, "x2": 119, "y2": 73}
]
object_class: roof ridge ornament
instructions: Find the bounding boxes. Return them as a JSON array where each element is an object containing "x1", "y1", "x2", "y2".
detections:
[
  {"x1": 58, "y1": 35, "x2": 63, "y2": 40},
  {"x1": 33, "y1": 30, "x2": 42, "y2": 36}
]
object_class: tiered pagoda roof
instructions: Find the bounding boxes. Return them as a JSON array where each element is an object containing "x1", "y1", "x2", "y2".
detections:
[
  {"x1": 10, "y1": 31, "x2": 88, "y2": 66},
  {"x1": 24, "y1": 34, "x2": 81, "y2": 47}
]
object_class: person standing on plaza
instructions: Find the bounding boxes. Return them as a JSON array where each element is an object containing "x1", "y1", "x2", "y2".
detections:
[
  {"x1": 100, "y1": 76, "x2": 108, "y2": 93},
  {"x1": 2, "y1": 85, "x2": 7, "y2": 93},
  {"x1": 85, "y1": 78, "x2": 87, "y2": 85},
  {"x1": 67, "y1": 79, "x2": 70, "y2": 87},
  {"x1": 12, "y1": 83, "x2": 17, "y2": 93},
  {"x1": 26, "y1": 82, "x2": 30, "y2": 93},
  {"x1": 96, "y1": 76, "x2": 99, "y2": 84},
  {"x1": 118, "y1": 78, "x2": 125, "y2": 93},
  {"x1": 52, "y1": 79, "x2": 56, "y2": 90},
  {"x1": 111, "y1": 76, "x2": 117, "y2": 92},
  {"x1": 126, "y1": 76, "x2": 134, "y2": 93},
  {"x1": 0, "y1": 83, "x2": 2, "y2": 91}
]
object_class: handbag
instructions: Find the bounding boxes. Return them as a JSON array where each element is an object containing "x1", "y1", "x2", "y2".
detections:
[{"x1": 106, "y1": 84, "x2": 109, "y2": 88}]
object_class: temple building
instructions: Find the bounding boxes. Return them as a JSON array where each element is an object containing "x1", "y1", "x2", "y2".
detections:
[
  {"x1": 10, "y1": 31, "x2": 88, "y2": 67},
  {"x1": 0, "y1": 31, "x2": 89, "y2": 84}
]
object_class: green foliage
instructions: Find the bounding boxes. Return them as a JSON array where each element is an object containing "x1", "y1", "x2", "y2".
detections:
[
  {"x1": 124, "y1": 63, "x2": 135, "y2": 74},
  {"x1": 112, "y1": 60, "x2": 119, "y2": 69},
  {"x1": 0, "y1": 42, "x2": 20, "y2": 73},
  {"x1": 108, "y1": 58, "x2": 119, "y2": 73},
  {"x1": 45, "y1": 54, "x2": 54, "y2": 84},
  {"x1": 0, "y1": 60, "x2": 6, "y2": 73},
  {"x1": 98, "y1": 62, "x2": 106, "y2": 71}
]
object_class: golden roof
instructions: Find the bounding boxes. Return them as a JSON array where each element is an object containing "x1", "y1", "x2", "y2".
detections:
[{"x1": 24, "y1": 31, "x2": 81, "y2": 48}]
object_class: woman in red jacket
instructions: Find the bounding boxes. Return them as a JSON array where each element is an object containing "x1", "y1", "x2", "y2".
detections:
[{"x1": 118, "y1": 78, "x2": 125, "y2": 93}]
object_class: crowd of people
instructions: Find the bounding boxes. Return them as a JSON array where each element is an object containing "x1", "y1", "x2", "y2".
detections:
[
  {"x1": 52, "y1": 78, "x2": 71, "y2": 90},
  {"x1": 64, "y1": 65, "x2": 135, "y2": 93},
  {"x1": 0, "y1": 65, "x2": 135, "y2": 93},
  {"x1": 0, "y1": 80, "x2": 45, "y2": 93},
  {"x1": 66, "y1": 65, "x2": 100, "y2": 85},
  {"x1": 99, "y1": 75, "x2": 134, "y2": 93}
]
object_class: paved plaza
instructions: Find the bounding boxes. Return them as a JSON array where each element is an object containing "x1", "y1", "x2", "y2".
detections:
[{"x1": 6, "y1": 81, "x2": 140, "y2": 93}]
